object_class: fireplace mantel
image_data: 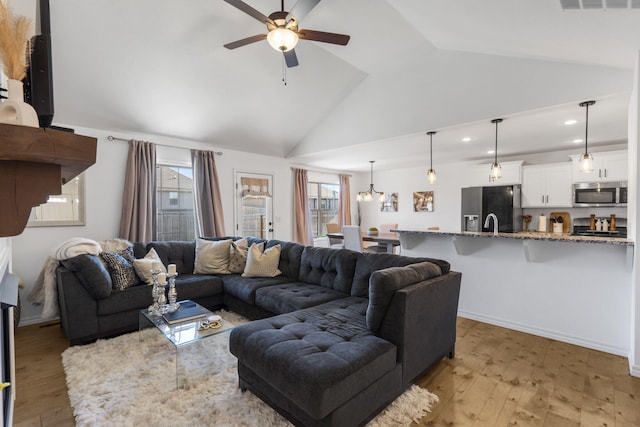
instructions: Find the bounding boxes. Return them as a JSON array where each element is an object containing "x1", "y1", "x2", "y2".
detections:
[{"x1": 0, "y1": 124, "x2": 97, "y2": 237}]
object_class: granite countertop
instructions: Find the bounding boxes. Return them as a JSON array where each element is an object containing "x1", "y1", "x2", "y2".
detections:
[{"x1": 393, "y1": 229, "x2": 634, "y2": 246}]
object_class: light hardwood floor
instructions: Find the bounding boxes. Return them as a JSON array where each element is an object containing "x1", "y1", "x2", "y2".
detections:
[{"x1": 12, "y1": 318, "x2": 640, "y2": 426}]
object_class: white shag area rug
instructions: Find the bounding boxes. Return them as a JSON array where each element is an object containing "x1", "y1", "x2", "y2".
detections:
[{"x1": 62, "y1": 310, "x2": 438, "y2": 426}]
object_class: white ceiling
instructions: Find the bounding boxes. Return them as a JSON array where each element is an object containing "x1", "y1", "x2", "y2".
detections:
[{"x1": 13, "y1": 0, "x2": 640, "y2": 171}]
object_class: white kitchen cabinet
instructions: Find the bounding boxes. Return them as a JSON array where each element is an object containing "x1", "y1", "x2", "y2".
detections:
[
  {"x1": 571, "y1": 150, "x2": 628, "y2": 183},
  {"x1": 521, "y1": 163, "x2": 572, "y2": 208}
]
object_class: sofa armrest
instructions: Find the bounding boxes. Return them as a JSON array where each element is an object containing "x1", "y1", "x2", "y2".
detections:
[
  {"x1": 56, "y1": 266, "x2": 99, "y2": 344},
  {"x1": 377, "y1": 271, "x2": 462, "y2": 385}
]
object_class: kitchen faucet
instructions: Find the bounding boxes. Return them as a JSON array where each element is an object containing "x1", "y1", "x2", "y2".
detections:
[{"x1": 484, "y1": 213, "x2": 499, "y2": 236}]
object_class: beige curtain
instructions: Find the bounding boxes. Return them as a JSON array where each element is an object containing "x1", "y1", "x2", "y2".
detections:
[
  {"x1": 191, "y1": 149, "x2": 226, "y2": 237},
  {"x1": 293, "y1": 168, "x2": 313, "y2": 245},
  {"x1": 339, "y1": 174, "x2": 352, "y2": 227},
  {"x1": 119, "y1": 140, "x2": 156, "y2": 242}
]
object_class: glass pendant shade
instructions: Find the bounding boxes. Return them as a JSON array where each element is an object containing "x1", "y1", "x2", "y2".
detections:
[
  {"x1": 427, "y1": 168, "x2": 437, "y2": 183},
  {"x1": 490, "y1": 162, "x2": 502, "y2": 180},
  {"x1": 579, "y1": 100, "x2": 596, "y2": 173},
  {"x1": 579, "y1": 152, "x2": 594, "y2": 172},
  {"x1": 267, "y1": 28, "x2": 299, "y2": 52}
]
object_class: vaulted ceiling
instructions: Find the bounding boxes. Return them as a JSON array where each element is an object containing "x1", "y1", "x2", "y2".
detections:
[{"x1": 16, "y1": 0, "x2": 640, "y2": 171}]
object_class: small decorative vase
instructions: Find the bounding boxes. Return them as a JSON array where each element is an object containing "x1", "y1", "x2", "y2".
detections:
[
  {"x1": 0, "y1": 79, "x2": 39, "y2": 128},
  {"x1": 524, "y1": 223, "x2": 530, "y2": 232}
]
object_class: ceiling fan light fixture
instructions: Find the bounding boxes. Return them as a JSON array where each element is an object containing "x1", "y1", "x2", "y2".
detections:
[{"x1": 267, "y1": 27, "x2": 299, "y2": 52}]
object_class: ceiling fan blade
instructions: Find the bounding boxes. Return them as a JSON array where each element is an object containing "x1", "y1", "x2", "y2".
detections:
[
  {"x1": 284, "y1": 49, "x2": 299, "y2": 68},
  {"x1": 297, "y1": 29, "x2": 350, "y2": 46},
  {"x1": 223, "y1": 0, "x2": 273, "y2": 25},
  {"x1": 286, "y1": 0, "x2": 320, "y2": 22},
  {"x1": 223, "y1": 33, "x2": 267, "y2": 49}
]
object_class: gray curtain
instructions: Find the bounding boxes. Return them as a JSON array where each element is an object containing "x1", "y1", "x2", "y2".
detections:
[
  {"x1": 339, "y1": 174, "x2": 352, "y2": 227},
  {"x1": 293, "y1": 168, "x2": 313, "y2": 245},
  {"x1": 191, "y1": 149, "x2": 226, "y2": 237},
  {"x1": 119, "y1": 140, "x2": 156, "y2": 242}
]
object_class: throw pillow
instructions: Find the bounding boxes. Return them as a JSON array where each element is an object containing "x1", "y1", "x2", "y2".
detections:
[
  {"x1": 228, "y1": 238, "x2": 249, "y2": 274},
  {"x1": 133, "y1": 248, "x2": 167, "y2": 284},
  {"x1": 193, "y1": 238, "x2": 233, "y2": 274},
  {"x1": 61, "y1": 254, "x2": 113, "y2": 299},
  {"x1": 242, "y1": 243, "x2": 282, "y2": 278},
  {"x1": 101, "y1": 247, "x2": 139, "y2": 291}
]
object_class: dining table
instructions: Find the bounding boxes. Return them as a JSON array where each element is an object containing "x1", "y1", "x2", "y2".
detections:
[{"x1": 326, "y1": 231, "x2": 401, "y2": 254}]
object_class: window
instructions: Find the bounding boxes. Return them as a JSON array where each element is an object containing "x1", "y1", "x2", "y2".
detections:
[
  {"x1": 308, "y1": 182, "x2": 340, "y2": 238},
  {"x1": 156, "y1": 165, "x2": 195, "y2": 241}
]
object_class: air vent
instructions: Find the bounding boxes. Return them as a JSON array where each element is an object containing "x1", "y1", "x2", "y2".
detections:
[{"x1": 560, "y1": 0, "x2": 639, "y2": 8}]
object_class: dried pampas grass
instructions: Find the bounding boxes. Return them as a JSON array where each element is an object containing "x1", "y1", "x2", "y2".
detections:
[{"x1": 0, "y1": 2, "x2": 32, "y2": 81}]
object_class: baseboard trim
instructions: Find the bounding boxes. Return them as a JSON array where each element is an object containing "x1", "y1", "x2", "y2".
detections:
[
  {"x1": 458, "y1": 309, "x2": 629, "y2": 357},
  {"x1": 17, "y1": 314, "x2": 57, "y2": 327},
  {"x1": 631, "y1": 364, "x2": 640, "y2": 378}
]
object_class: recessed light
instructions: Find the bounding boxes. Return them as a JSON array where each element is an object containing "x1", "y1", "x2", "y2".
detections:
[
  {"x1": 564, "y1": 119, "x2": 578, "y2": 125},
  {"x1": 487, "y1": 150, "x2": 495, "y2": 154},
  {"x1": 573, "y1": 139, "x2": 583, "y2": 144},
  {"x1": 462, "y1": 137, "x2": 472, "y2": 142}
]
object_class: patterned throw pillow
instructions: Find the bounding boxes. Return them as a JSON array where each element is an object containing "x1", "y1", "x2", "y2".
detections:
[
  {"x1": 101, "y1": 247, "x2": 139, "y2": 291},
  {"x1": 133, "y1": 248, "x2": 167, "y2": 284},
  {"x1": 242, "y1": 243, "x2": 282, "y2": 278},
  {"x1": 228, "y1": 238, "x2": 249, "y2": 274}
]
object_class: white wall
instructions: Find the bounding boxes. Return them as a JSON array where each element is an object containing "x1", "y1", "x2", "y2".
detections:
[
  {"x1": 630, "y1": 52, "x2": 640, "y2": 377},
  {"x1": 13, "y1": 126, "x2": 294, "y2": 325}
]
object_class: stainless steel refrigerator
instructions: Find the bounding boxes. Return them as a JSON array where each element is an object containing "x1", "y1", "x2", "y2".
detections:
[{"x1": 461, "y1": 185, "x2": 522, "y2": 233}]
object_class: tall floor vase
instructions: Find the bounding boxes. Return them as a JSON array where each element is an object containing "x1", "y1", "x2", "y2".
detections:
[{"x1": 0, "y1": 79, "x2": 39, "y2": 128}]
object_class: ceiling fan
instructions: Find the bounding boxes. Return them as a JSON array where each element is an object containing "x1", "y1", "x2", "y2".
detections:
[{"x1": 223, "y1": 0, "x2": 350, "y2": 68}]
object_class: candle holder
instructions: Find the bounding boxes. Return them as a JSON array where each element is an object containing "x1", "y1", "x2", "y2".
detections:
[
  {"x1": 157, "y1": 273, "x2": 167, "y2": 314},
  {"x1": 148, "y1": 268, "x2": 162, "y2": 316},
  {"x1": 166, "y1": 272, "x2": 179, "y2": 313}
]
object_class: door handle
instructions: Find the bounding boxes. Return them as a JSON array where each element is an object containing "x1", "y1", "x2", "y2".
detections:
[
  {"x1": 541, "y1": 195, "x2": 544, "y2": 203},
  {"x1": 546, "y1": 195, "x2": 549, "y2": 203},
  {"x1": 604, "y1": 169, "x2": 608, "y2": 178}
]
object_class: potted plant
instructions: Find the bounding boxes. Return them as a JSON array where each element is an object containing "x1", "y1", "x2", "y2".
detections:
[
  {"x1": 522, "y1": 215, "x2": 532, "y2": 232},
  {"x1": 368, "y1": 227, "x2": 378, "y2": 236}
]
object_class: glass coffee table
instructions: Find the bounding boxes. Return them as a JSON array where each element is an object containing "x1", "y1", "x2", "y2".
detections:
[{"x1": 139, "y1": 300, "x2": 234, "y2": 389}]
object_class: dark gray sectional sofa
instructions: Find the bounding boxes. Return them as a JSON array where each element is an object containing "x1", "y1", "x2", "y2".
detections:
[{"x1": 56, "y1": 236, "x2": 461, "y2": 426}]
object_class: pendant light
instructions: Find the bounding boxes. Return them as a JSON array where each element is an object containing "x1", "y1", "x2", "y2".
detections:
[
  {"x1": 579, "y1": 100, "x2": 596, "y2": 173},
  {"x1": 357, "y1": 160, "x2": 385, "y2": 202},
  {"x1": 489, "y1": 118, "x2": 503, "y2": 181},
  {"x1": 427, "y1": 131, "x2": 437, "y2": 183}
]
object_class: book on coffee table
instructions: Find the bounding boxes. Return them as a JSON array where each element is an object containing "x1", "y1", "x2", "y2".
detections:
[{"x1": 161, "y1": 300, "x2": 207, "y2": 324}]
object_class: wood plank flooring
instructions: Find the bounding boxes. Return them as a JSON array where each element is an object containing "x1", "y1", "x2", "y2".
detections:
[{"x1": 12, "y1": 318, "x2": 640, "y2": 426}]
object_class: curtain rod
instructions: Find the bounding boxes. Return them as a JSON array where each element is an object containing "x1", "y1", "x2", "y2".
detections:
[{"x1": 107, "y1": 135, "x2": 223, "y2": 156}]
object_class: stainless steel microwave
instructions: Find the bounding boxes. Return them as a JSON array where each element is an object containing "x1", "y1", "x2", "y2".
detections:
[{"x1": 573, "y1": 181, "x2": 627, "y2": 207}]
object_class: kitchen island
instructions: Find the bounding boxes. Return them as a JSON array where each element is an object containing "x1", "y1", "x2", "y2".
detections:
[{"x1": 394, "y1": 228, "x2": 634, "y2": 361}]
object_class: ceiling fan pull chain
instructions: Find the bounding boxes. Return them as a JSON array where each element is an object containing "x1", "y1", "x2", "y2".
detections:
[{"x1": 282, "y1": 56, "x2": 287, "y2": 86}]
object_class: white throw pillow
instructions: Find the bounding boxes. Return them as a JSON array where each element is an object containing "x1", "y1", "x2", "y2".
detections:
[
  {"x1": 242, "y1": 243, "x2": 282, "y2": 278},
  {"x1": 194, "y1": 239, "x2": 233, "y2": 274},
  {"x1": 228, "y1": 238, "x2": 249, "y2": 274},
  {"x1": 133, "y1": 248, "x2": 167, "y2": 284}
]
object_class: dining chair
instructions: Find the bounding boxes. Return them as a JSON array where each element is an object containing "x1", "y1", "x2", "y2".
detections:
[
  {"x1": 343, "y1": 226, "x2": 379, "y2": 253},
  {"x1": 325, "y1": 223, "x2": 344, "y2": 249}
]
